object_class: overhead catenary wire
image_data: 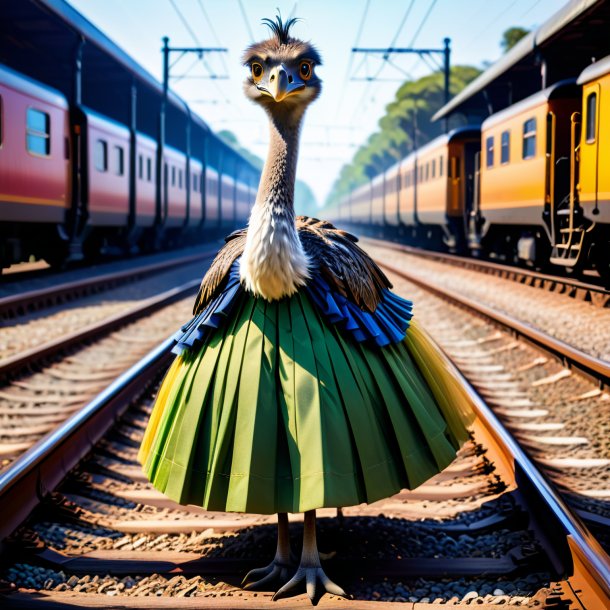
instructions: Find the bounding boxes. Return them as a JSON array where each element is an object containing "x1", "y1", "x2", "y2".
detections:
[
  {"x1": 461, "y1": 0, "x2": 520, "y2": 52},
  {"x1": 349, "y1": 0, "x2": 419, "y2": 123},
  {"x1": 167, "y1": 0, "x2": 230, "y2": 104},
  {"x1": 335, "y1": 0, "x2": 371, "y2": 120},
  {"x1": 519, "y1": 0, "x2": 543, "y2": 20},
  {"x1": 352, "y1": 0, "x2": 422, "y2": 120},
  {"x1": 196, "y1": 0, "x2": 231, "y2": 75},
  {"x1": 236, "y1": 0, "x2": 255, "y2": 42}
]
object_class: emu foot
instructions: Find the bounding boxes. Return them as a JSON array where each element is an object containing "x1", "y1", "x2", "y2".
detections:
[
  {"x1": 272, "y1": 563, "x2": 348, "y2": 604},
  {"x1": 241, "y1": 558, "x2": 295, "y2": 591}
]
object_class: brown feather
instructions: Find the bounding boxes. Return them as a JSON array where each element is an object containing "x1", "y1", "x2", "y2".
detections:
[
  {"x1": 192, "y1": 229, "x2": 247, "y2": 315},
  {"x1": 192, "y1": 218, "x2": 390, "y2": 315},
  {"x1": 296, "y1": 216, "x2": 391, "y2": 312}
]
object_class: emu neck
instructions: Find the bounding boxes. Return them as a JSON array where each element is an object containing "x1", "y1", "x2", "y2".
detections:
[
  {"x1": 240, "y1": 108, "x2": 310, "y2": 301},
  {"x1": 257, "y1": 111, "x2": 302, "y2": 210}
]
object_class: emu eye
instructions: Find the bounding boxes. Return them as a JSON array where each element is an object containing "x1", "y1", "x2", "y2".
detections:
[
  {"x1": 251, "y1": 62, "x2": 263, "y2": 82},
  {"x1": 299, "y1": 61, "x2": 312, "y2": 80}
]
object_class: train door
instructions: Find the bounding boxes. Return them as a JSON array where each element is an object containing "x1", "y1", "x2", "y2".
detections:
[
  {"x1": 463, "y1": 142, "x2": 478, "y2": 218},
  {"x1": 449, "y1": 154, "x2": 460, "y2": 213}
]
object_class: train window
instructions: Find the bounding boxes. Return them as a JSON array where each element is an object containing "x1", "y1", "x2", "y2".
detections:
[
  {"x1": 171, "y1": 166, "x2": 176, "y2": 186},
  {"x1": 114, "y1": 146, "x2": 124, "y2": 176},
  {"x1": 94, "y1": 140, "x2": 108, "y2": 172},
  {"x1": 522, "y1": 118, "x2": 536, "y2": 159},
  {"x1": 439, "y1": 156, "x2": 444, "y2": 177},
  {"x1": 586, "y1": 92, "x2": 597, "y2": 143},
  {"x1": 26, "y1": 108, "x2": 51, "y2": 156},
  {"x1": 147, "y1": 157, "x2": 152, "y2": 182},
  {"x1": 431, "y1": 159, "x2": 436, "y2": 178},
  {"x1": 179, "y1": 169, "x2": 183, "y2": 189},
  {"x1": 138, "y1": 154, "x2": 143, "y2": 179},
  {"x1": 501, "y1": 131, "x2": 510, "y2": 164},
  {"x1": 486, "y1": 136, "x2": 494, "y2": 167}
]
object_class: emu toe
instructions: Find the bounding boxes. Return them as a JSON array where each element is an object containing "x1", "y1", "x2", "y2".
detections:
[{"x1": 272, "y1": 564, "x2": 348, "y2": 604}]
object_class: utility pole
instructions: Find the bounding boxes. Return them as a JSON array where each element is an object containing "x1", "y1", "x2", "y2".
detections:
[
  {"x1": 352, "y1": 38, "x2": 451, "y2": 132},
  {"x1": 157, "y1": 37, "x2": 227, "y2": 232}
]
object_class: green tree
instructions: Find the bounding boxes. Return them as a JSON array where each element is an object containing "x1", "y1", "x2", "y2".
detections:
[
  {"x1": 324, "y1": 64, "x2": 481, "y2": 208},
  {"x1": 501, "y1": 27, "x2": 529, "y2": 53}
]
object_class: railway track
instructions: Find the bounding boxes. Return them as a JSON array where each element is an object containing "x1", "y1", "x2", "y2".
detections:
[
  {"x1": 0, "y1": 245, "x2": 218, "y2": 320},
  {"x1": 362, "y1": 237, "x2": 610, "y2": 309},
  {"x1": 0, "y1": 251, "x2": 218, "y2": 471},
  {"x1": 364, "y1": 243, "x2": 610, "y2": 550},
  {"x1": 0, "y1": 305, "x2": 608, "y2": 607}
]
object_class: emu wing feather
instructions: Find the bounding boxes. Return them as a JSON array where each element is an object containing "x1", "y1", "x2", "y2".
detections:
[
  {"x1": 296, "y1": 216, "x2": 391, "y2": 312},
  {"x1": 192, "y1": 218, "x2": 390, "y2": 314},
  {"x1": 192, "y1": 229, "x2": 247, "y2": 315}
]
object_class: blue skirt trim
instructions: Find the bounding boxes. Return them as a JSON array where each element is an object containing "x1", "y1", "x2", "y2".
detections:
[{"x1": 173, "y1": 260, "x2": 413, "y2": 354}]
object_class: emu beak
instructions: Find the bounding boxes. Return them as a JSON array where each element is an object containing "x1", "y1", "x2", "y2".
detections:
[{"x1": 261, "y1": 64, "x2": 305, "y2": 102}]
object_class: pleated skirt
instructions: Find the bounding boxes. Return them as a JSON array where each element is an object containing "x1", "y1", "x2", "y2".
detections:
[{"x1": 138, "y1": 290, "x2": 474, "y2": 514}]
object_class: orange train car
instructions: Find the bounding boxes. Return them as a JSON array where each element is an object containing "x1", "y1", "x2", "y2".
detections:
[
  {"x1": 344, "y1": 127, "x2": 480, "y2": 250},
  {"x1": 476, "y1": 79, "x2": 580, "y2": 264},
  {"x1": 567, "y1": 56, "x2": 610, "y2": 275},
  {"x1": 332, "y1": 58, "x2": 610, "y2": 279}
]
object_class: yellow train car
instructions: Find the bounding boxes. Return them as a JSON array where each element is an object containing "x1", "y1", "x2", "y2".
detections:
[
  {"x1": 571, "y1": 56, "x2": 610, "y2": 275},
  {"x1": 384, "y1": 161, "x2": 401, "y2": 227},
  {"x1": 370, "y1": 172, "x2": 385, "y2": 227},
  {"x1": 478, "y1": 80, "x2": 580, "y2": 263},
  {"x1": 413, "y1": 127, "x2": 479, "y2": 250},
  {"x1": 349, "y1": 181, "x2": 371, "y2": 225},
  {"x1": 398, "y1": 153, "x2": 416, "y2": 227}
]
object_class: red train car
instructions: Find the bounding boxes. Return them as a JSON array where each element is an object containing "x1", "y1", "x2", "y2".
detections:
[
  {"x1": 0, "y1": 63, "x2": 71, "y2": 264},
  {"x1": 85, "y1": 109, "x2": 131, "y2": 227},
  {"x1": 187, "y1": 157, "x2": 204, "y2": 228},
  {"x1": 135, "y1": 132, "x2": 157, "y2": 227}
]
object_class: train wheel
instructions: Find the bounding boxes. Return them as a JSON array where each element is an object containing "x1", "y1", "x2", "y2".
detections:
[
  {"x1": 42, "y1": 243, "x2": 69, "y2": 269},
  {"x1": 590, "y1": 239, "x2": 610, "y2": 284}
]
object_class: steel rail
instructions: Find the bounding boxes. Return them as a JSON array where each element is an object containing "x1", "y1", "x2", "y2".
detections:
[
  {"x1": 423, "y1": 330, "x2": 610, "y2": 606},
  {"x1": 0, "y1": 312, "x2": 608, "y2": 606},
  {"x1": 0, "y1": 278, "x2": 201, "y2": 377},
  {"x1": 376, "y1": 260, "x2": 610, "y2": 386},
  {"x1": 0, "y1": 336, "x2": 174, "y2": 542},
  {"x1": 0, "y1": 247, "x2": 217, "y2": 318},
  {"x1": 363, "y1": 237, "x2": 610, "y2": 306}
]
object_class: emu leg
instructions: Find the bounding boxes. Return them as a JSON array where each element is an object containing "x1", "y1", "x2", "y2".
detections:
[
  {"x1": 273, "y1": 509, "x2": 348, "y2": 603},
  {"x1": 242, "y1": 512, "x2": 294, "y2": 590}
]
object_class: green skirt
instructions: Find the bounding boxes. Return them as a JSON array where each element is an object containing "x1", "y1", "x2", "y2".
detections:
[{"x1": 138, "y1": 290, "x2": 473, "y2": 514}]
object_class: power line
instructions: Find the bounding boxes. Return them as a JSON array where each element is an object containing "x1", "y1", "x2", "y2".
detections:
[
  {"x1": 195, "y1": 0, "x2": 230, "y2": 75},
  {"x1": 167, "y1": 0, "x2": 230, "y2": 104},
  {"x1": 348, "y1": 0, "x2": 417, "y2": 123},
  {"x1": 462, "y1": 0, "x2": 520, "y2": 52},
  {"x1": 335, "y1": 0, "x2": 371, "y2": 120},
  {"x1": 519, "y1": 0, "x2": 543, "y2": 20},
  {"x1": 236, "y1": 0, "x2": 255, "y2": 41},
  {"x1": 406, "y1": 0, "x2": 438, "y2": 48},
  {"x1": 168, "y1": 0, "x2": 200, "y2": 46},
  {"x1": 389, "y1": 0, "x2": 418, "y2": 49}
]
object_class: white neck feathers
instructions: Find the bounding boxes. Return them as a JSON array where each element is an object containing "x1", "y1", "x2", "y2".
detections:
[{"x1": 239, "y1": 109, "x2": 310, "y2": 300}]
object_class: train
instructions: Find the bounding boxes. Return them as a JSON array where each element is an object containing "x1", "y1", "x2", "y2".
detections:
[
  {"x1": 327, "y1": 55, "x2": 610, "y2": 281},
  {"x1": 0, "y1": 62, "x2": 260, "y2": 269}
]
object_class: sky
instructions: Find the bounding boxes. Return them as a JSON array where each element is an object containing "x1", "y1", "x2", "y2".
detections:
[{"x1": 68, "y1": 0, "x2": 567, "y2": 204}]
